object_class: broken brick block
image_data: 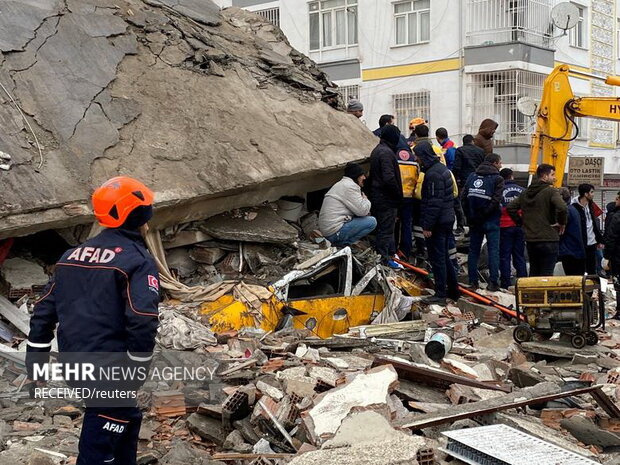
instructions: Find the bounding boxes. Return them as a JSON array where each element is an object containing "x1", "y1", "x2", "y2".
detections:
[
  {"x1": 540, "y1": 409, "x2": 596, "y2": 431},
  {"x1": 416, "y1": 448, "x2": 435, "y2": 465},
  {"x1": 446, "y1": 384, "x2": 481, "y2": 405}
]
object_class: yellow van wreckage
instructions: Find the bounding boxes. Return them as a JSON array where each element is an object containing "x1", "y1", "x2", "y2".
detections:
[{"x1": 145, "y1": 233, "x2": 423, "y2": 338}]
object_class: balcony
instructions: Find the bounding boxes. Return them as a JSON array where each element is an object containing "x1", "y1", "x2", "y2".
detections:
[{"x1": 466, "y1": 0, "x2": 552, "y2": 48}]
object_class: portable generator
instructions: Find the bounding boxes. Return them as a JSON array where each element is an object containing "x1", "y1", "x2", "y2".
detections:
[{"x1": 513, "y1": 275, "x2": 604, "y2": 349}]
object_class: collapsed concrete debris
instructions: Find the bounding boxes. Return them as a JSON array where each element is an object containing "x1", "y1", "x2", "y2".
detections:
[{"x1": 0, "y1": 0, "x2": 377, "y2": 240}]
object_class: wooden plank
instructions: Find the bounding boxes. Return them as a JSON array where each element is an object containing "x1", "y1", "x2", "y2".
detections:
[
  {"x1": 399, "y1": 385, "x2": 600, "y2": 430},
  {"x1": 0, "y1": 296, "x2": 30, "y2": 335}
]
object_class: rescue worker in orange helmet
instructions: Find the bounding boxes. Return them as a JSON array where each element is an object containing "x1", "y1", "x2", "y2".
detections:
[{"x1": 26, "y1": 176, "x2": 160, "y2": 465}]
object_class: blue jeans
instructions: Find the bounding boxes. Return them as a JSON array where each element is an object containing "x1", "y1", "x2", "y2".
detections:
[
  {"x1": 469, "y1": 220, "x2": 500, "y2": 286},
  {"x1": 500, "y1": 226, "x2": 527, "y2": 288},
  {"x1": 326, "y1": 216, "x2": 377, "y2": 247},
  {"x1": 427, "y1": 223, "x2": 459, "y2": 298}
]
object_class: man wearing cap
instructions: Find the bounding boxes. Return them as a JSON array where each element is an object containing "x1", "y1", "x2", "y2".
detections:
[
  {"x1": 347, "y1": 99, "x2": 364, "y2": 119},
  {"x1": 407, "y1": 117, "x2": 427, "y2": 145},
  {"x1": 319, "y1": 163, "x2": 377, "y2": 246},
  {"x1": 26, "y1": 176, "x2": 160, "y2": 465}
]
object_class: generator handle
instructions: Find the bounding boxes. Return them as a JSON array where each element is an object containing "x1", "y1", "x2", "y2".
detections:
[{"x1": 585, "y1": 274, "x2": 605, "y2": 330}]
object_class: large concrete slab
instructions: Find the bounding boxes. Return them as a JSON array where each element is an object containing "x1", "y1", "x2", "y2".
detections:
[{"x1": 0, "y1": 1, "x2": 377, "y2": 240}]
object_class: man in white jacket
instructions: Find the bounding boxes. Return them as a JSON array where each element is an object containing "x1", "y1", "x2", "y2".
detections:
[{"x1": 319, "y1": 163, "x2": 377, "y2": 246}]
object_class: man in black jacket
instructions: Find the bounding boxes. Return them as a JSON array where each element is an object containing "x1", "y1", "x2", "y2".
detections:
[
  {"x1": 415, "y1": 141, "x2": 459, "y2": 304},
  {"x1": 573, "y1": 183, "x2": 604, "y2": 274},
  {"x1": 452, "y1": 134, "x2": 485, "y2": 189},
  {"x1": 452, "y1": 135, "x2": 485, "y2": 234},
  {"x1": 463, "y1": 154, "x2": 504, "y2": 291},
  {"x1": 369, "y1": 124, "x2": 403, "y2": 266},
  {"x1": 603, "y1": 192, "x2": 620, "y2": 319}
]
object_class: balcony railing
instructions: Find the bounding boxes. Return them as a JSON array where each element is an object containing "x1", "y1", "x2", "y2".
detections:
[{"x1": 466, "y1": 0, "x2": 552, "y2": 48}]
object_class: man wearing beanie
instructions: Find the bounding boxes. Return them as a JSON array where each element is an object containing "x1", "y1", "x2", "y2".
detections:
[
  {"x1": 26, "y1": 176, "x2": 160, "y2": 465},
  {"x1": 319, "y1": 162, "x2": 377, "y2": 246},
  {"x1": 347, "y1": 98, "x2": 364, "y2": 118},
  {"x1": 369, "y1": 124, "x2": 404, "y2": 267}
]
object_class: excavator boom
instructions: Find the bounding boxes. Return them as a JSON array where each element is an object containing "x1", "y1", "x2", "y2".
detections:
[{"x1": 529, "y1": 65, "x2": 620, "y2": 187}]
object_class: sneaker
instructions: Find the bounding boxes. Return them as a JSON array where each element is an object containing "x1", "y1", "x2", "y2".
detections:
[
  {"x1": 386, "y1": 260, "x2": 404, "y2": 270},
  {"x1": 455, "y1": 226, "x2": 465, "y2": 235},
  {"x1": 487, "y1": 282, "x2": 500, "y2": 292},
  {"x1": 421, "y1": 295, "x2": 447, "y2": 306}
]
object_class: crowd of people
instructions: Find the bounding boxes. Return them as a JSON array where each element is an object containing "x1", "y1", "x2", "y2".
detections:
[{"x1": 316, "y1": 100, "x2": 620, "y2": 317}]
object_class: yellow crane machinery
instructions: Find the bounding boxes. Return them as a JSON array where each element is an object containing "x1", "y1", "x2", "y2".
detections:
[{"x1": 528, "y1": 64, "x2": 620, "y2": 187}]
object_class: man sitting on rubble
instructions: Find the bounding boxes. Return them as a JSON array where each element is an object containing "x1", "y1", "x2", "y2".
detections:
[
  {"x1": 26, "y1": 176, "x2": 160, "y2": 465},
  {"x1": 319, "y1": 162, "x2": 377, "y2": 247}
]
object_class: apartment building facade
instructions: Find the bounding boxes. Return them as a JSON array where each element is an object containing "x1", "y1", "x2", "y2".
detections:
[{"x1": 216, "y1": 0, "x2": 620, "y2": 193}]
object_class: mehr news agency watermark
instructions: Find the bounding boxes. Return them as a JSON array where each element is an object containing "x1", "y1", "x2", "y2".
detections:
[{"x1": 27, "y1": 352, "x2": 220, "y2": 402}]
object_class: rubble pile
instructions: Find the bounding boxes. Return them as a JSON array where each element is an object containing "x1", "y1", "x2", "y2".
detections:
[
  {"x1": 1, "y1": 229, "x2": 620, "y2": 463},
  {"x1": 0, "y1": 0, "x2": 376, "y2": 240}
]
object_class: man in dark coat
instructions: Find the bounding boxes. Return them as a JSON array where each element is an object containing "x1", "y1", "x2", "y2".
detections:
[
  {"x1": 463, "y1": 154, "x2": 504, "y2": 291},
  {"x1": 453, "y1": 134, "x2": 485, "y2": 189},
  {"x1": 603, "y1": 192, "x2": 620, "y2": 319},
  {"x1": 369, "y1": 124, "x2": 403, "y2": 266},
  {"x1": 473, "y1": 119, "x2": 498, "y2": 155},
  {"x1": 572, "y1": 183, "x2": 604, "y2": 275},
  {"x1": 452, "y1": 134, "x2": 485, "y2": 234},
  {"x1": 558, "y1": 187, "x2": 586, "y2": 275},
  {"x1": 507, "y1": 164, "x2": 567, "y2": 276},
  {"x1": 414, "y1": 141, "x2": 459, "y2": 305}
]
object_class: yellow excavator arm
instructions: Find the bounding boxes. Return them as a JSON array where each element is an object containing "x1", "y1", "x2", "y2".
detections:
[{"x1": 529, "y1": 64, "x2": 620, "y2": 187}]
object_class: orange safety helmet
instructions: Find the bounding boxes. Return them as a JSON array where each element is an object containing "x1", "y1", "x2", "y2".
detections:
[
  {"x1": 92, "y1": 176, "x2": 154, "y2": 228},
  {"x1": 409, "y1": 117, "x2": 427, "y2": 130}
]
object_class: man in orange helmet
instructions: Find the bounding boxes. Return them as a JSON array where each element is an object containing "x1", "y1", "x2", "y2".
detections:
[{"x1": 26, "y1": 176, "x2": 159, "y2": 465}]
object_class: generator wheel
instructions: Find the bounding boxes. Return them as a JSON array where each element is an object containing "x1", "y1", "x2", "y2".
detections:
[
  {"x1": 571, "y1": 334, "x2": 586, "y2": 349},
  {"x1": 585, "y1": 331, "x2": 599, "y2": 346},
  {"x1": 513, "y1": 324, "x2": 533, "y2": 344}
]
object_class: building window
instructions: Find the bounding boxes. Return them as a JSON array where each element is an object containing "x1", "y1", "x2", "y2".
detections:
[
  {"x1": 338, "y1": 84, "x2": 360, "y2": 104},
  {"x1": 255, "y1": 7, "x2": 280, "y2": 27},
  {"x1": 569, "y1": 4, "x2": 586, "y2": 48},
  {"x1": 394, "y1": 0, "x2": 430, "y2": 46},
  {"x1": 466, "y1": 70, "x2": 545, "y2": 145},
  {"x1": 309, "y1": 0, "x2": 358, "y2": 51},
  {"x1": 392, "y1": 91, "x2": 430, "y2": 133}
]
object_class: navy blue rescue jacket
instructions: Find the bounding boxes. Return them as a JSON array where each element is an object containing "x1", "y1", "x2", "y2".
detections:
[
  {"x1": 26, "y1": 228, "x2": 160, "y2": 371},
  {"x1": 463, "y1": 161, "x2": 504, "y2": 224}
]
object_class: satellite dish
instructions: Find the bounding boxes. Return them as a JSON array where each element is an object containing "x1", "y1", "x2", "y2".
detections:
[
  {"x1": 551, "y1": 2, "x2": 580, "y2": 31},
  {"x1": 517, "y1": 97, "x2": 538, "y2": 117}
]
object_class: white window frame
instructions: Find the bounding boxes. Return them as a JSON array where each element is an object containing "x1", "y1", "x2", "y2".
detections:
[
  {"x1": 392, "y1": 91, "x2": 431, "y2": 133},
  {"x1": 339, "y1": 84, "x2": 360, "y2": 104},
  {"x1": 393, "y1": 0, "x2": 431, "y2": 47},
  {"x1": 309, "y1": 0, "x2": 358, "y2": 52},
  {"x1": 569, "y1": 4, "x2": 587, "y2": 49}
]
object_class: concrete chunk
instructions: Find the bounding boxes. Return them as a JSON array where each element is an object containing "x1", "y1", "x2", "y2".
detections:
[
  {"x1": 305, "y1": 365, "x2": 398, "y2": 442},
  {"x1": 202, "y1": 207, "x2": 299, "y2": 244},
  {"x1": 186, "y1": 413, "x2": 227, "y2": 446}
]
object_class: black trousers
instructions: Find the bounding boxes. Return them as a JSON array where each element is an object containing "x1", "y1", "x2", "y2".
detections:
[
  {"x1": 561, "y1": 256, "x2": 585, "y2": 276},
  {"x1": 373, "y1": 205, "x2": 398, "y2": 260},
  {"x1": 585, "y1": 244, "x2": 597, "y2": 275},
  {"x1": 77, "y1": 407, "x2": 142, "y2": 465},
  {"x1": 427, "y1": 223, "x2": 459, "y2": 298},
  {"x1": 527, "y1": 241, "x2": 559, "y2": 277}
]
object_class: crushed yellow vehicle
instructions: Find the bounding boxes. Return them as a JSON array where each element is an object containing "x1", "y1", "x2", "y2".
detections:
[{"x1": 200, "y1": 248, "x2": 419, "y2": 338}]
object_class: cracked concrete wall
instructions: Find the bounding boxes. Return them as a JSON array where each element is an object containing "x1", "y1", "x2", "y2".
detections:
[{"x1": 0, "y1": 0, "x2": 376, "y2": 239}]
